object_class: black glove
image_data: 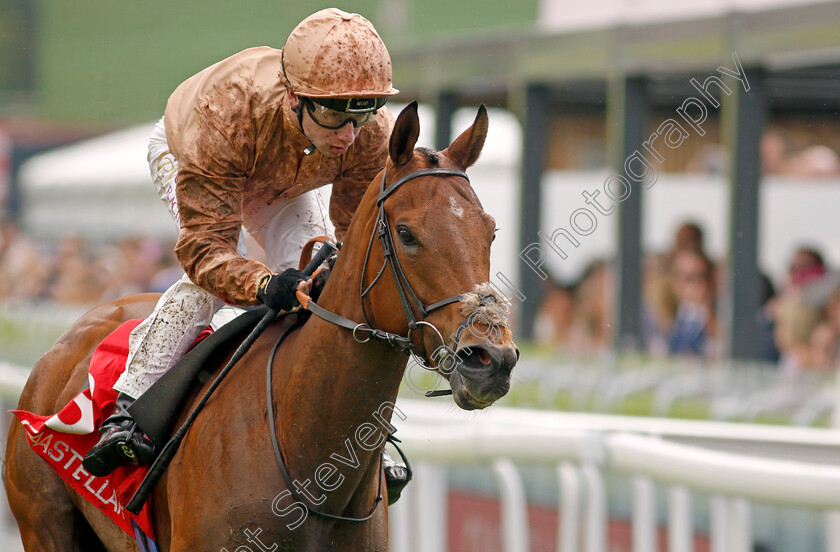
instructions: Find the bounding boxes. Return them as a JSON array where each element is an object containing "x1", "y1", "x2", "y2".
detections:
[{"x1": 256, "y1": 268, "x2": 308, "y2": 311}]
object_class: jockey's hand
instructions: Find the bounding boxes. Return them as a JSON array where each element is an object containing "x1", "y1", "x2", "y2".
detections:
[{"x1": 256, "y1": 268, "x2": 310, "y2": 311}]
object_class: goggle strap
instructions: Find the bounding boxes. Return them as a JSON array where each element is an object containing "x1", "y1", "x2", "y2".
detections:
[{"x1": 311, "y1": 97, "x2": 388, "y2": 113}]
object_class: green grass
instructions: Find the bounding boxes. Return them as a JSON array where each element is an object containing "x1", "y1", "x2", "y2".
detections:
[
  {"x1": 396, "y1": 344, "x2": 834, "y2": 428},
  {"x1": 0, "y1": 308, "x2": 78, "y2": 367}
]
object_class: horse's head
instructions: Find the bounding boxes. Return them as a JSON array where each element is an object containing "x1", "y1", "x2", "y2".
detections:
[{"x1": 344, "y1": 101, "x2": 518, "y2": 410}]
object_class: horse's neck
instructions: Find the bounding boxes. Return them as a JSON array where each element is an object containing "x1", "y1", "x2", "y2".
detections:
[
  {"x1": 280, "y1": 325, "x2": 404, "y2": 439},
  {"x1": 273, "y1": 241, "x2": 406, "y2": 508}
]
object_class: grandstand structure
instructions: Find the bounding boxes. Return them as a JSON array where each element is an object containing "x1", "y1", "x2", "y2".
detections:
[
  {"x1": 2, "y1": 0, "x2": 839, "y2": 359},
  {"x1": 389, "y1": 0, "x2": 840, "y2": 358}
]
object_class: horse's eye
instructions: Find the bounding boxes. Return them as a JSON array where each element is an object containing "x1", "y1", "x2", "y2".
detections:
[{"x1": 396, "y1": 226, "x2": 417, "y2": 246}]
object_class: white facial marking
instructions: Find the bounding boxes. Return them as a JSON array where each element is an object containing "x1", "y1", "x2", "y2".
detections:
[{"x1": 449, "y1": 196, "x2": 464, "y2": 218}]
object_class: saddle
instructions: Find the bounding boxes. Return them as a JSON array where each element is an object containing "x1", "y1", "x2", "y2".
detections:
[{"x1": 127, "y1": 307, "x2": 296, "y2": 448}]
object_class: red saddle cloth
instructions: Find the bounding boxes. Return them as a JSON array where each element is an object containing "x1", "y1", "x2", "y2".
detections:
[{"x1": 12, "y1": 319, "x2": 213, "y2": 540}]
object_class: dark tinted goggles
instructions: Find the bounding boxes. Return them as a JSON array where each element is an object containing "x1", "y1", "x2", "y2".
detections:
[{"x1": 303, "y1": 97, "x2": 385, "y2": 129}]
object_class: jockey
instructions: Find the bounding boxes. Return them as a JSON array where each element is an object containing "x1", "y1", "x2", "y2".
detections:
[{"x1": 82, "y1": 9, "x2": 411, "y2": 502}]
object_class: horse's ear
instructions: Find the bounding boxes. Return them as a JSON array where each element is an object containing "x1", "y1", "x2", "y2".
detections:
[
  {"x1": 389, "y1": 101, "x2": 420, "y2": 167},
  {"x1": 444, "y1": 104, "x2": 488, "y2": 170}
]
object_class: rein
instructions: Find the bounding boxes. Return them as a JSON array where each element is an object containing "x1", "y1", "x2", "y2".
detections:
[{"x1": 265, "y1": 319, "x2": 381, "y2": 523}]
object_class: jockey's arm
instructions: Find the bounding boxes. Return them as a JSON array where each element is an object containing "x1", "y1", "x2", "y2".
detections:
[
  {"x1": 330, "y1": 172, "x2": 374, "y2": 243},
  {"x1": 166, "y1": 92, "x2": 280, "y2": 306},
  {"x1": 174, "y1": 181, "x2": 273, "y2": 306}
]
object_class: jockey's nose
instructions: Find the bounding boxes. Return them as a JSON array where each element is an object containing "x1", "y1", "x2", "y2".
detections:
[{"x1": 336, "y1": 122, "x2": 357, "y2": 144}]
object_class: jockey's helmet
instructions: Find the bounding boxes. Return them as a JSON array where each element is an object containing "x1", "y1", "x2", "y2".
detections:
[{"x1": 280, "y1": 8, "x2": 399, "y2": 111}]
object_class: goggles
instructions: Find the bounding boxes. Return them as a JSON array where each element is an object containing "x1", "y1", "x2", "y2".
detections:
[{"x1": 302, "y1": 97, "x2": 386, "y2": 129}]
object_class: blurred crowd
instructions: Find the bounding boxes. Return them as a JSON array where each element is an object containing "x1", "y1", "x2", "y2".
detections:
[
  {"x1": 0, "y1": 218, "x2": 183, "y2": 308},
  {"x1": 534, "y1": 222, "x2": 840, "y2": 373},
  {"x1": 2, "y1": 212, "x2": 838, "y2": 373}
]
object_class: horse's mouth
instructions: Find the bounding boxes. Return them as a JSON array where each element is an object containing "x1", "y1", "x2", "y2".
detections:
[
  {"x1": 449, "y1": 371, "x2": 500, "y2": 411},
  {"x1": 455, "y1": 344, "x2": 497, "y2": 370}
]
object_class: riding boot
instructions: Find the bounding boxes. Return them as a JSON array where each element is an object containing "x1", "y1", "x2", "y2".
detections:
[
  {"x1": 82, "y1": 393, "x2": 156, "y2": 477},
  {"x1": 382, "y1": 449, "x2": 411, "y2": 505}
]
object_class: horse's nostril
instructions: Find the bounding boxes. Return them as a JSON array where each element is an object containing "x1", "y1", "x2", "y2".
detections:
[
  {"x1": 456, "y1": 346, "x2": 496, "y2": 370},
  {"x1": 499, "y1": 347, "x2": 518, "y2": 375}
]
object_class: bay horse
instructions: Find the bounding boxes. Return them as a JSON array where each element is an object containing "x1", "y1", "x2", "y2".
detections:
[{"x1": 5, "y1": 102, "x2": 518, "y2": 551}]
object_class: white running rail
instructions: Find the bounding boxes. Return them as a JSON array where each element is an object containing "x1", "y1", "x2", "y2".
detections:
[
  {"x1": 4, "y1": 363, "x2": 840, "y2": 551},
  {"x1": 390, "y1": 399, "x2": 840, "y2": 552}
]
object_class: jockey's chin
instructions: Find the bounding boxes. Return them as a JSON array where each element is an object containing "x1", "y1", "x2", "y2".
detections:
[{"x1": 308, "y1": 137, "x2": 354, "y2": 158}]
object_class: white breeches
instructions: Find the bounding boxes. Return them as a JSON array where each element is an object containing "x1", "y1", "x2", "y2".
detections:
[{"x1": 113, "y1": 118, "x2": 334, "y2": 397}]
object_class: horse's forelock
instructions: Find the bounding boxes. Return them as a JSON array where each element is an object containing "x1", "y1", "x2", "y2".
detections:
[{"x1": 415, "y1": 147, "x2": 440, "y2": 166}]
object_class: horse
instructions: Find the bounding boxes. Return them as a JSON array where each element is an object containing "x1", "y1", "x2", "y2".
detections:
[{"x1": 5, "y1": 101, "x2": 519, "y2": 551}]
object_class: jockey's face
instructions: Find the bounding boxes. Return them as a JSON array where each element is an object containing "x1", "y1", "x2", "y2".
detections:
[{"x1": 287, "y1": 90, "x2": 363, "y2": 157}]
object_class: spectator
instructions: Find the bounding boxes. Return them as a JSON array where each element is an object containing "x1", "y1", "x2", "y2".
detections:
[
  {"x1": 782, "y1": 145, "x2": 840, "y2": 178},
  {"x1": 685, "y1": 143, "x2": 727, "y2": 175},
  {"x1": 784, "y1": 247, "x2": 829, "y2": 296},
  {"x1": 761, "y1": 131, "x2": 790, "y2": 175},
  {"x1": 667, "y1": 250, "x2": 720, "y2": 357},
  {"x1": 0, "y1": 220, "x2": 53, "y2": 305},
  {"x1": 672, "y1": 222, "x2": 705, "y2": 255},
  {"x1": 644, "y1": 221, "x2": 711, "y2": 356},
  {"x1": 148, "y1": 242, "x2": 185, "y2": 294},
  {"x1": 533, "y1": 273, "x2": 575, "y2": 350},
  {"x1": 760, "y1": 130, "x2": 840, "y2": 177},
  {"x1": 809, "y1": 286, "x2": 840, "y2": 369},
  {"x1": 773, "y1": 246, "x2": 839, "y2": 373},
  {"x1": 567, "y1": 259, "x2": 614, "y2": 356},
  {"x1": 47, "y1": 234, "x2": 100, "y2": 305},
  {"x1": 92, "y1": 244, "x2": 135, "y2": 302},
  {"x1": 775, "y1": 297, "x2": 826, "y2": 373},
  {"x1": 0, "y1": 223, "x2": 191, "y2": 308},
  {"x1": 755, "y1": 273, "x2": 781, "y2": 363},
  {"x1": 809, "y1": 320, "x2": 838, "y2": 370}
]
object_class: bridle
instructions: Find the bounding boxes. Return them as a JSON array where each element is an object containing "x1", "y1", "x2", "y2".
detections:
[
  {"x1": 360, "y1": 165, "x2": 471, "y2": 365},
  {"x1": 303, "y1": 164, "x2": 473, "y2": 369},
  {"x1": 268, "y1": 164, "x2": 478, "y2": 524}
]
